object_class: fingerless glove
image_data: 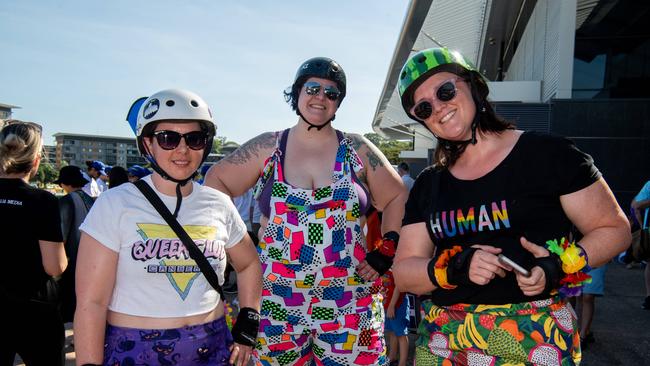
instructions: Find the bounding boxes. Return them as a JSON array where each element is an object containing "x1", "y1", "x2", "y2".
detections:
[
  {"x1": 231, "y1": 307, "x2": 260, "y2": 347},
  {"x1": 365, "y1": 231, "x2": 399, "y2": 276}
]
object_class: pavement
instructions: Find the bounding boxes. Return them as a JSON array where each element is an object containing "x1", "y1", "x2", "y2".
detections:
[{"x1": 12, "y1": 262, "x2": 650, "y2": 365}]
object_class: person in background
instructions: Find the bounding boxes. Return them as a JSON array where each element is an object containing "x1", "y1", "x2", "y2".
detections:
[
  {"x1": 74, "y1": 89, "x2": 262, "y2": 366},
  {"x1": 55, "y1": 165, "x2": 94, "y2": 326},
  {"x1": 632, "y1": 179, "x2": 650, "y2": 309},
  {"x1": 83, "y1": 160, "x2": 108, "y2": 197},
  {"x1": 206, "y1": 57, "x2": 407, "y2": 366},
  {"x1": 0, "y1": 120, "x2": 67, "y2": 365},
  {"x1": 392, "y1": 47, "x2": 630, "y2": 364},
  {"x1": 397, "y1": 162, "x2": 415, "y2": 191},
  {"x1": 127, "y1": 164, "x2": 151, "y2": 182},
  {"x1": 107, "y1": 166, "x2": 129, "y2": 189},
  {"x1": 576, "y1": 264, "x2": 607, "y2": 349},
  {"x1": 197, "y1": 163, "x2": 211, "y2": 184}
]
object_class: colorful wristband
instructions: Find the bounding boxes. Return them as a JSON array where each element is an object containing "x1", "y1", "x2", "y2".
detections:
[
  {"x1": 431, "y1": 246, "x2": 463, "y2": 290},
  {"x1": 544, "y1": 237, "x2": 592, "y2": 297},
  {"x1": 378, "y1": 231, "x2": 399, "y2": 257}
]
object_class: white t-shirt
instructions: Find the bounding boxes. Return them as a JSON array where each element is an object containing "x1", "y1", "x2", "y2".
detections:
[
  {"x1": 233, "y1": 188, "x2": 253, "y2": 231},
  {"x1": 80, "y1": 175, "x2": 246, "y2": 318},
  {"x1": 82, "y1": 177, "x2": 108, "y2": 198}
]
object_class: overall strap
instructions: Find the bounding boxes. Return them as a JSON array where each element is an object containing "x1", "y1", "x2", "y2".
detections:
[
  {"x1": 133, "y1": 180, "x2": 224, "y2": 299},
  {"x1": 253, "y1": 130, "x2": 286, "y2": 199}
]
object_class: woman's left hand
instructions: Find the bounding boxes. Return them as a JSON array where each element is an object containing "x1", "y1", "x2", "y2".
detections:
[
  {"x1": 229, "y1": 343, "x2": 253, "y2": 366},
  {"x1": 515, "y1": 237, "x2": 550, "y2": 296},
  {"x1": 357, "y1": 260, "x2": 380, "y2": 282}
]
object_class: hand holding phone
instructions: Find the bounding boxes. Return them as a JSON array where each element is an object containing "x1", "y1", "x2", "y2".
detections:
[{"x1": 498, "y1": 254, "x2": 531, "y2": 277}]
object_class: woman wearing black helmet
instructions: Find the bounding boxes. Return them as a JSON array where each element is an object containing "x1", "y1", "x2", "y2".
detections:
[
  {"x1": 392, "y1": 47, "x2": 630, "y2": 364},
  {"x1": 206, "y1": 57, "x2": 408, "y2": 365},
  {"x1": 74, "y1": 89, "x2": 262, "y2": 366}
]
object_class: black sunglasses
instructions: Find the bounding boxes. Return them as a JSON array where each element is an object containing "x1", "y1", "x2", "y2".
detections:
[
  {"x1": 152, "y1": 130, "x2": 208, "y2": 150},
  {"x1": 303, "y1": 81, "x2": 341, "y2": 101},
  {"x1": 410, "y1": 78, "x2": 465, "y2": 121}
]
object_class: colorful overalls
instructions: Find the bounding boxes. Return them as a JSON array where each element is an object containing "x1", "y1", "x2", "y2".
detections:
[{"x1": 252, "y1": 131, "x2": 386, "y2": 366}]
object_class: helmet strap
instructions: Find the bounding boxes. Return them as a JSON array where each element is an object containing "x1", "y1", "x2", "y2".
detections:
[
  {"x1": 297, "y1": 110, "x2": 334, "y2": 131},
  {"x1": 141, "y1": 139, "x2": 196, "y2": 217}
]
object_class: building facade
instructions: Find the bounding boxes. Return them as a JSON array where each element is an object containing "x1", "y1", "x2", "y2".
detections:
[
  {"x1": 53, "y1": 133, "x2": 146, "y2": 168},
  {"x1": 0, "y1": 103, "x2": 20, "y2": 121},
  {"x1": 373, "y1": 0, "x2": 650, "y2": 205}
]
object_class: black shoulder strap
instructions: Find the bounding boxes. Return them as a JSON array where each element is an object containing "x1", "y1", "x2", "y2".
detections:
[{"x1": 133, "y1": 180, "x2": 224, "y2": 299}]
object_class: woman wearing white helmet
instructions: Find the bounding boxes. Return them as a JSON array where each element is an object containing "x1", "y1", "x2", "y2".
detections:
[{"x1": 74, "y1": 89, "x2": 262, "y2": 366}]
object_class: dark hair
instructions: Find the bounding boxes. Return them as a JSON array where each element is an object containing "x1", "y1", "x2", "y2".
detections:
[
  {"x1": 108, "y1": 166, "x2": 129, "y2": 188},
  {"x1": 433, "y1": 70, "x2": 515, "y2": 168},
  {"x1": 397, "y1": 162, "x2": 409, "y2": 172},
  {"x1": 284, "y1": 57, "x2": 347, "y2": 113}
]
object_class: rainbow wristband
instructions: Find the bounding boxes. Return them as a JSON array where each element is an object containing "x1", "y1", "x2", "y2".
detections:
[{"x1": 545, "y1": 237, "x2": 591, "y2": 297}]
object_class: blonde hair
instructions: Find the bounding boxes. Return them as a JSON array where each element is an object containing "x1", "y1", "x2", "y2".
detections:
[{"x1": 0, "y1": 120, "x2": 44, "y2": 175}]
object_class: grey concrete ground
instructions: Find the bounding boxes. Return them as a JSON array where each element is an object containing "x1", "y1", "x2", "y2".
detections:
[{"x1": 13, "y1": 262, "x2": 650, "y2": 365}]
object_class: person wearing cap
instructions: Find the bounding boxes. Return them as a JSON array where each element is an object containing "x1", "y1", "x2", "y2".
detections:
[
  {"x1": 74, "y1": 89, "x2": 262, "y2": 366},
  {"x1": 127, "y1": 165, "x2": 151, "y2": 182},
  {"x1": 206, "y1": 58, "x2": 408, "y2": 365},
  {"x1": 83, "y1": 160, "x2": 109, "y2": 198},
  {"x1": 0, "y1": 120, "x2": 67, "y2": 365},
  {"x1": 391, "y1": 47, "x2": 631, "y2": 364},
  {"x1": 56, "y1": 165, "x2": 94, "y2": 325}
]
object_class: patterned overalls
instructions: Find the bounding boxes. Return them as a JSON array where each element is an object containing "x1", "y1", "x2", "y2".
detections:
[{"x1": 252, "y1": 131, "x2": 386, "y2": 366}]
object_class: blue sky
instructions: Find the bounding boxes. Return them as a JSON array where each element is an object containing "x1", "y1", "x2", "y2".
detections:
[{"x1": 1, "y1": 1, "x2": 409, "y2": 145}]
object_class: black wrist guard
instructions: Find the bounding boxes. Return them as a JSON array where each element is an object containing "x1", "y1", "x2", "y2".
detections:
[
  {"x1": 426, "y1": 257, "x2": 439, "y2": 287},
  {"x1": 535, "y1": 254, "x2": 563, "y2": 293},
  {"x1": 447, "y1": 248, "x2": 477, "y2": 286},
  {"x1": 231, "y1": 307, "x2": 260, "y2": 347},
  {"x1": 365, "y1": 250, "x2": 393, "y2": 276}
]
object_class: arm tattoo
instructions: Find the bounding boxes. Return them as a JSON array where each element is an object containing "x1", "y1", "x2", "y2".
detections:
[
  {"x1": 225, "y1": 132, "x2": 276, "y2": 165},
  {"x1": 366, "y1": 150, "x2": 384, "y2": 171}
]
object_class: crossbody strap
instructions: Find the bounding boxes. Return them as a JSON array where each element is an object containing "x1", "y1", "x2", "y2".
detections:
[{"x1": 134, "y1": 180, "x2": 224, "y2": 299}]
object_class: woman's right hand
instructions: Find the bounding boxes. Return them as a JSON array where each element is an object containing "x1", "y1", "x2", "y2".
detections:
[{"x1": 467, "y1": 245, "x2": 508, "y2": 285}]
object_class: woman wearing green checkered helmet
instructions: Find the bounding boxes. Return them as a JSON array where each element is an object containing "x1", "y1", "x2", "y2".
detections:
[{"x1": 393, "y1": 47, "x2": 630, "y2": 365}]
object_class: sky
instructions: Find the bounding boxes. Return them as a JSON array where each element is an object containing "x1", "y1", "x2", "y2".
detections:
[{"x1": 0, "y1": 1, "x2": 410, "y2": 146}]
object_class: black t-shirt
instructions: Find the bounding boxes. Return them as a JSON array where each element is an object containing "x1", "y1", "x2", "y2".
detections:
[
  {"x1": 0, "y1": 178, "x2": 63, "y2": 299},
  {"x1": 403, "y1": 132, "x2": 601, "y2": 305}
]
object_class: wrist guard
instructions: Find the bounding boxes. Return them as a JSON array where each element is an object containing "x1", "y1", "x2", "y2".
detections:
[
  {"x1": 378, "y1": 231, "x2": 399, "y2": 257},
  {"x1": 365, "y1": 250, "x2": 392, "y2": 276},
  {"x1": 535, "y1": 254, "x2": 563, "y2": 293},
  {"x1": 231, "y1": 307, "x2": 260, "y2": 347},
  {"x1": 447, "y1": 248, "x2": 477, "y2": 287}
]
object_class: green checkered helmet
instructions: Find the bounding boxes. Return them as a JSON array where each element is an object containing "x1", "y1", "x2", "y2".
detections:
[{"x1": 398, "y1": 47, "x2": 486, "y2": 119}]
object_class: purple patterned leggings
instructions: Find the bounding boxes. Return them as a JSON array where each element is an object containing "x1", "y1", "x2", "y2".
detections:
[{"x1": 103, "y1": 317, "x2": 233, "y2": 365}]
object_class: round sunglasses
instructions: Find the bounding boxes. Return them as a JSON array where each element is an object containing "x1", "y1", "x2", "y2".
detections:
[
  {"x1": 303, "y1": 81, "x2": 341, "y2": 101},
  {"x1": 152, "y1": 130, "x2": 208, "y2": 150},
  {"x1": 410, "y1": 78, "x2": 465, "y2": 121}
]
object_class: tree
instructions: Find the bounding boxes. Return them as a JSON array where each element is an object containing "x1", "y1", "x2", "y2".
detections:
[
  {"x1": 363, "y1": 133, "x2": 413, "y2": 164},
  {"x1": 32, "y1": 160, "x2": 58, "y2": 187},
  {"x1": 212, "y1": 136, "x2": 227, "y2": 154}
]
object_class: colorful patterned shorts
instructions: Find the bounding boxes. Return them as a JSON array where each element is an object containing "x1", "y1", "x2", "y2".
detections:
[{"x1": 415, "y1": 298, "x2": 581, "y2": 366}]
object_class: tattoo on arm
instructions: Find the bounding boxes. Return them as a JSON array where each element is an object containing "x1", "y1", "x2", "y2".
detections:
[
  {"x1": 224, "y1": 132, "x2": 276, "y2": 165},
  {"x1": 366, "y1": 150, "x2": 384, "y2": 171}
]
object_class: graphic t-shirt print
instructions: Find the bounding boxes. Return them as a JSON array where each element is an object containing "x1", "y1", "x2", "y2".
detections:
[
  {"x1": 131, "y1": 223, "x2": 224, "y2": 300},
  {"x1": 429, "y1": 199, "x2": 511, "y2": 240}
]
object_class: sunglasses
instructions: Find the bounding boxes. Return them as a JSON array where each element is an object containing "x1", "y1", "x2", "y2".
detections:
[
  {"x1": 2, "y1": 119, "x2": 43, "y2": 135},
  {"x1": 303, "y1": 81, "x2": 341, "y2": 101},
  {"x1": 410, "y1": 78, "x2": 465, "y2": 121},
  {"x1": 152, "y1": 130, "x2": 208, "y2": 150}
]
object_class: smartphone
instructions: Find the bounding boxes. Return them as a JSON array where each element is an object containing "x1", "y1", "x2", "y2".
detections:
[{"x1": 498, "y1": 254, "x2": 531, "y2": 277}]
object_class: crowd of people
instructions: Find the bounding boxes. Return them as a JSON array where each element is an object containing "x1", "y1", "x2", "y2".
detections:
[{"x1": 0, "y1": 48, "x2": 641, "y2": 366}]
